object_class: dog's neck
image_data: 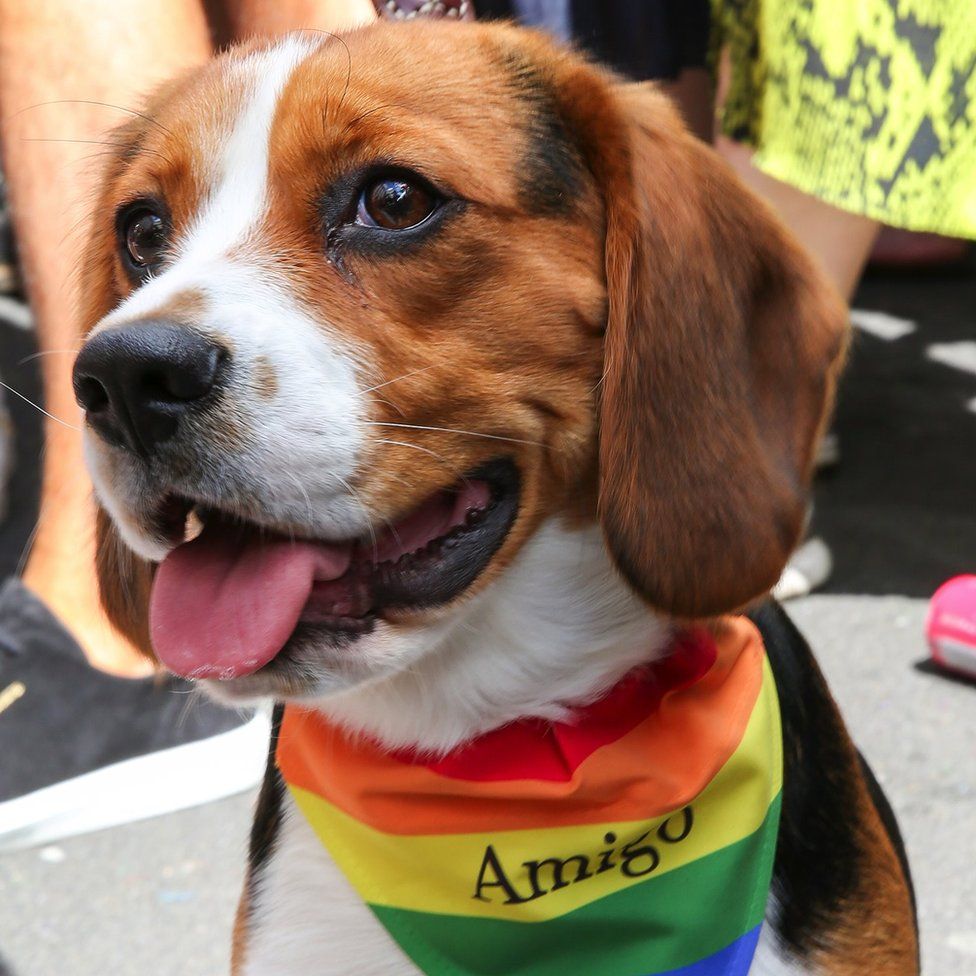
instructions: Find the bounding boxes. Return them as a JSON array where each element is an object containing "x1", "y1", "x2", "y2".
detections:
[{"x1": 318, "y1": 520, "x2": 671, "y2": 754}]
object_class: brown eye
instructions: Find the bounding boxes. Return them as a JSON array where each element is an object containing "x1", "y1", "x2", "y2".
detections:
[
  {"x1": 119, "y1": 205, "x2": 168, "y2": 276},
  {"x1": 357, "y1": 177, "x2": 437, "y2": 230}
]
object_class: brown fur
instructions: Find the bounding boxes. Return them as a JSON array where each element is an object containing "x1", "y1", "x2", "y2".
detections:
[
  {"x1": 83, "y1": 24, "x2": 846, "y2": 645},
  {"x1": 586, "y1": 83, "x2": 848, "y2": 617},
  {"x1": 251, "y1": 356, "x2": 279, "y2": 400},
  {"x1": 93, "y1": 505, "x2": 154, "y2": 653},
  {"x1": 76, "y1": 21, "x2": 915, "y2": 972},
  {"x1": 230, "y1": 889, "x2": 250, "y2": 975},
  {"x1": 819, "y1": 823, "x2": 919, "y2": 973},
  {"x1": 814, "y1": 754, "x2": 919, "y2": 973}
]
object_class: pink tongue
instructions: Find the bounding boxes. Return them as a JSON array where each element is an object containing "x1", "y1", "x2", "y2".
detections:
[{"x1": 150, "y1": 524, "x2": 352, "y2": 680}]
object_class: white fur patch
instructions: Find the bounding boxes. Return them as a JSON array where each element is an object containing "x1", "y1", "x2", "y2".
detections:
[
  {"x1": 84, "y1": 36, "x2": 371, "y2": 559},
  {"x1": 98, "y1": 35, "x2": 322, "y2": 328},
  {"x1": 319, "y1": 519, "x2": 669, "y2": 752},
  {"x1": 241, "y1": 791, "x2": 418, "y2": 976},
  {"x1": 750, "y1": 900, "x2": 819, "y2": 975}
]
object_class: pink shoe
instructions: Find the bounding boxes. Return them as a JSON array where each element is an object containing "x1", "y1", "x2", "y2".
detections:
[{"x1": 926, "y1": 576, "x2": 976, "y2": 679}]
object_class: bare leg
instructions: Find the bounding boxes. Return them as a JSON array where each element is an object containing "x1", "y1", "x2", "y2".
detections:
[
  {"x1": 716, "y1": 136, "x2": 880, "y2": 302},
  {"x1": 225, "y1": 0, "x2": 375, "y2": 39},
  {"x1": 711, "y1": 45, "x2": 879, "y2": 301},
  {"x1": 0, "y1": 0, "x2": 212, "y2": 674},
  {"x1": 0, "y1": 0, "x2": 377, "y2": 677},
  {"x1": 716, "y1": 136, "x2": 879, "y2": 302}
]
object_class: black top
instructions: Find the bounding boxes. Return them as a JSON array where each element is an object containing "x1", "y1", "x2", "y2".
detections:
[{"x1": 476, "y1": 0, "x2": 712, "y2": 80}]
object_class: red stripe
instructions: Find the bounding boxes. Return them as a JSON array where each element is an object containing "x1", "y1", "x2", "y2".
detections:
[
  {"x1": 277, "y1": 618, "x2": 763, "y2": 834},
  {"x1": 392, "y1": 629, "x2": 716, "y2": 782}
]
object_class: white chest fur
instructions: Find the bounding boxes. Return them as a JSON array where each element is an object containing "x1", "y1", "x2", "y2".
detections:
[
  {"x1": 238, "y1": 519, "x2": 814, "y2": 976},
  {"x1": 241, "y1": 790, "x2": 419, "y2": 976}
]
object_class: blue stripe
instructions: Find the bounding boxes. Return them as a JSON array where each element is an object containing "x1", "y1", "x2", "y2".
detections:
[{"x1": 652, "y1": 926, "x2": 762, "y2": 976}]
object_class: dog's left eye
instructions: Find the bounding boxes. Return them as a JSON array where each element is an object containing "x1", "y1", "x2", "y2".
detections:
[{"x1": 356, "y1": 176, "x2": 438, "y2": 230}]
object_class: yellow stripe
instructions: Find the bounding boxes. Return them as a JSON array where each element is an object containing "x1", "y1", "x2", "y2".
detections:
[{"x1": 290, "y1": 659, "x2": 782, "y2": 923}]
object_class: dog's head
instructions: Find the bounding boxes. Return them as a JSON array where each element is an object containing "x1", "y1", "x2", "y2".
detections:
[{"x1": 74, "y1": 22, "x2": 846, "y2": 745}]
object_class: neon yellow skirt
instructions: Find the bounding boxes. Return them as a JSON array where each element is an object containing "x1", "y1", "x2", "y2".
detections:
[{"x1": 713, "y1": 0, "x2": 976, "y2": 238}]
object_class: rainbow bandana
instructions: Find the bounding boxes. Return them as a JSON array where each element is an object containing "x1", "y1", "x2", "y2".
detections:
[{"x1": 276, "y1": 616, "x2": 782, "y2": 976}]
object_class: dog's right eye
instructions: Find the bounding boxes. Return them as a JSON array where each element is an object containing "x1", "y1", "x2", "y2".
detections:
[{"x1": 117, "y1": 202, "x2": 170, "y2": 280}]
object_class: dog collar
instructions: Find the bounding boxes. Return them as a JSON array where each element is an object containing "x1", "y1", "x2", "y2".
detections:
[{"x1": 277, "y1": 616, "x2": 782, "y2": 975}]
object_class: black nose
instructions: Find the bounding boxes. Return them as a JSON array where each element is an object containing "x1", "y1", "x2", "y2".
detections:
[{"x1": 73, "y1": 321, "x2": 226, "y2": 455}]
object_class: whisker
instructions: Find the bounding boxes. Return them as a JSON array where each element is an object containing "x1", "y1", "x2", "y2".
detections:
[
  {"x1": 588, "y1": 361, "x2": 611, "y2": 396},
  {"x1": 359, "y1": 365, "x2": 437, "y2": 396},
  {"x1": 18, "y1": 347, "x2": 82, "y2": 366},
  {"x1": 370, "y1": 395, "x2": 406, "y2": 418},
  {"x1": 375, "y1": 438, "x2": 471, "y2": 487},
  {"x1": 335, "y1": 33, "x2": 353, "y2": 115},
  {"x1": 0, "y1": 381, "x2": 82, "y2": 431},
  {"x1": 16, "y1": 519, "x2": 41, "y2": 578},
  {"x1": 21, "y1": 137, "x2": 173, "y2": 167},
  {"x1": 333, "y1": 473, "x2": 379, "y2": 561},
  {"x1": 11, "y1": 99, "x2": 173, "y2": 137},
  {"x1": 344, "y1": 101, "x2": 402, "y2": 132},
  {"x1": 335, "y1": 472, "x2": 405, "y2": 565},
  {"x1": 285, "y1": 472, "x2": 315, "y2": 528},
  {"x1": 289, "y1": 28, "x2": 353, "y2": 120},
  {"x1": 25, "y1": 136, "x2": 127, "y2": 148},
  {"x1": 368, "y1": 421, "x2": 548, "y2": 449}
]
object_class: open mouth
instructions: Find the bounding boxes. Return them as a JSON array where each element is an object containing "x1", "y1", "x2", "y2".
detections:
[{"x1": 147, "y1": 458, "x2": 520, "y2": 681}]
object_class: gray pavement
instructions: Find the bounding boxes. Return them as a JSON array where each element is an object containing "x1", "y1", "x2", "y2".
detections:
[
  {"x1": 1, "y1": 260, "x2": 975, "y2": 975},
  {"x1": 1, "y1": 596, "x2": 973, "y2": 975}
]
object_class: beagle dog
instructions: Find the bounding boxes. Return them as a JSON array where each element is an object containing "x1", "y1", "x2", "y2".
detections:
[{"x1": 71, "y1": 20, "x2": 918, "y2": 976}]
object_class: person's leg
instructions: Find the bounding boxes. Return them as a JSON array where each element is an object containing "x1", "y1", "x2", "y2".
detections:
[
  {"x1": 225, "y1": 0, "x2": 375, "y2": 39},
  {"x1": 0, "y1": 0, "x2": 212, "y2": 674},
  {"x1": 716, "y1": 135, "x2": 880, "y2": 302}
]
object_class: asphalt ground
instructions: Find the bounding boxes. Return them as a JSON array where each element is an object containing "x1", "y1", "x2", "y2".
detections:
[{"x1": 0, "y1": 260, "x2": 974, "y2": 975}]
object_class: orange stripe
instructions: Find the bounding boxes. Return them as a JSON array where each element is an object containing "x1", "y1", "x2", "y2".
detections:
[{"x1": 277, "y1": 616, "x2": 764, "y2": 835}]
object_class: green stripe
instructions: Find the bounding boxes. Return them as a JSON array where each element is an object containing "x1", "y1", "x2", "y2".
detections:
[{"x1": 370, "y1": 795, "x2": 781, "y2": 976}]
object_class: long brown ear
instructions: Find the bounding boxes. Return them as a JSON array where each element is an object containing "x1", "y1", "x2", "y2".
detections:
[
  {"x1": 78, "y1": 130, "x2": 157, "y2": 658},
  {"x1": 94, "y1": 507, "x2": 156, "y2": 655},
  {"x1": 590, "y1": 83, "x2": 848, "y2": 617}
]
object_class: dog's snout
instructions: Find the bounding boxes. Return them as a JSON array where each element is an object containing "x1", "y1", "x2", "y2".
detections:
[{"x1": 73, "y1": 320, "x2": 226, "y2": 455}]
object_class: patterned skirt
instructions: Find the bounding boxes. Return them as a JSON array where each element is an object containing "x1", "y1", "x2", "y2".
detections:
[{"x1": 713, "y1": 0, "x2": 976, "y2": 237}]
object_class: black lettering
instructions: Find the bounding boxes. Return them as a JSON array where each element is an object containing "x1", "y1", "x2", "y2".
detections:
[
  {"x1": 523, "y1": 854, "x2": 593, "y2": 898},
  {"x1": 620, "y1": 831, "x2": 660, "y2": 878},
  {"x1": 596, "y1": 832, "x2": 618, "y2": 874},
  {"x1": 658, "y1": 806, "x2": 694, "y2": 844},
  {"x1": 473, "y1": 845, "x2": 530, "y2": 904}
]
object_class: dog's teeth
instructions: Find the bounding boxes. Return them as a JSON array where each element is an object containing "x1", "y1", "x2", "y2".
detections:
[{"x1": 185, "y1": 507, "x2": 205, "y2": 542}]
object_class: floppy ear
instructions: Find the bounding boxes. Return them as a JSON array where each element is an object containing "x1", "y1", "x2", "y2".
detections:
[
  {"x1": 588, "y1": 83, "x2": 848, "y2": 617},
  {"x1": 77, "y1": 139, "x2": 158, "y2": 658},
  {"x1": 94, "y1": 506, "x2": 156, "y2": 655}
]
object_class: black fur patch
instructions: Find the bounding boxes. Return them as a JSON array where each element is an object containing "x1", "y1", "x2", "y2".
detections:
[
  {"x1": 499, "y1": 49, "x2": 586, "y2": 217},
  {"x1": 246, "y1": 705, "x2": 286, "y2": 903},
  {"x1": 749, "y1": 601, "x2": 918, "y2": 958},
  {"x1": 858, "y1": 750, "x2": 920, "y2": 957}
]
